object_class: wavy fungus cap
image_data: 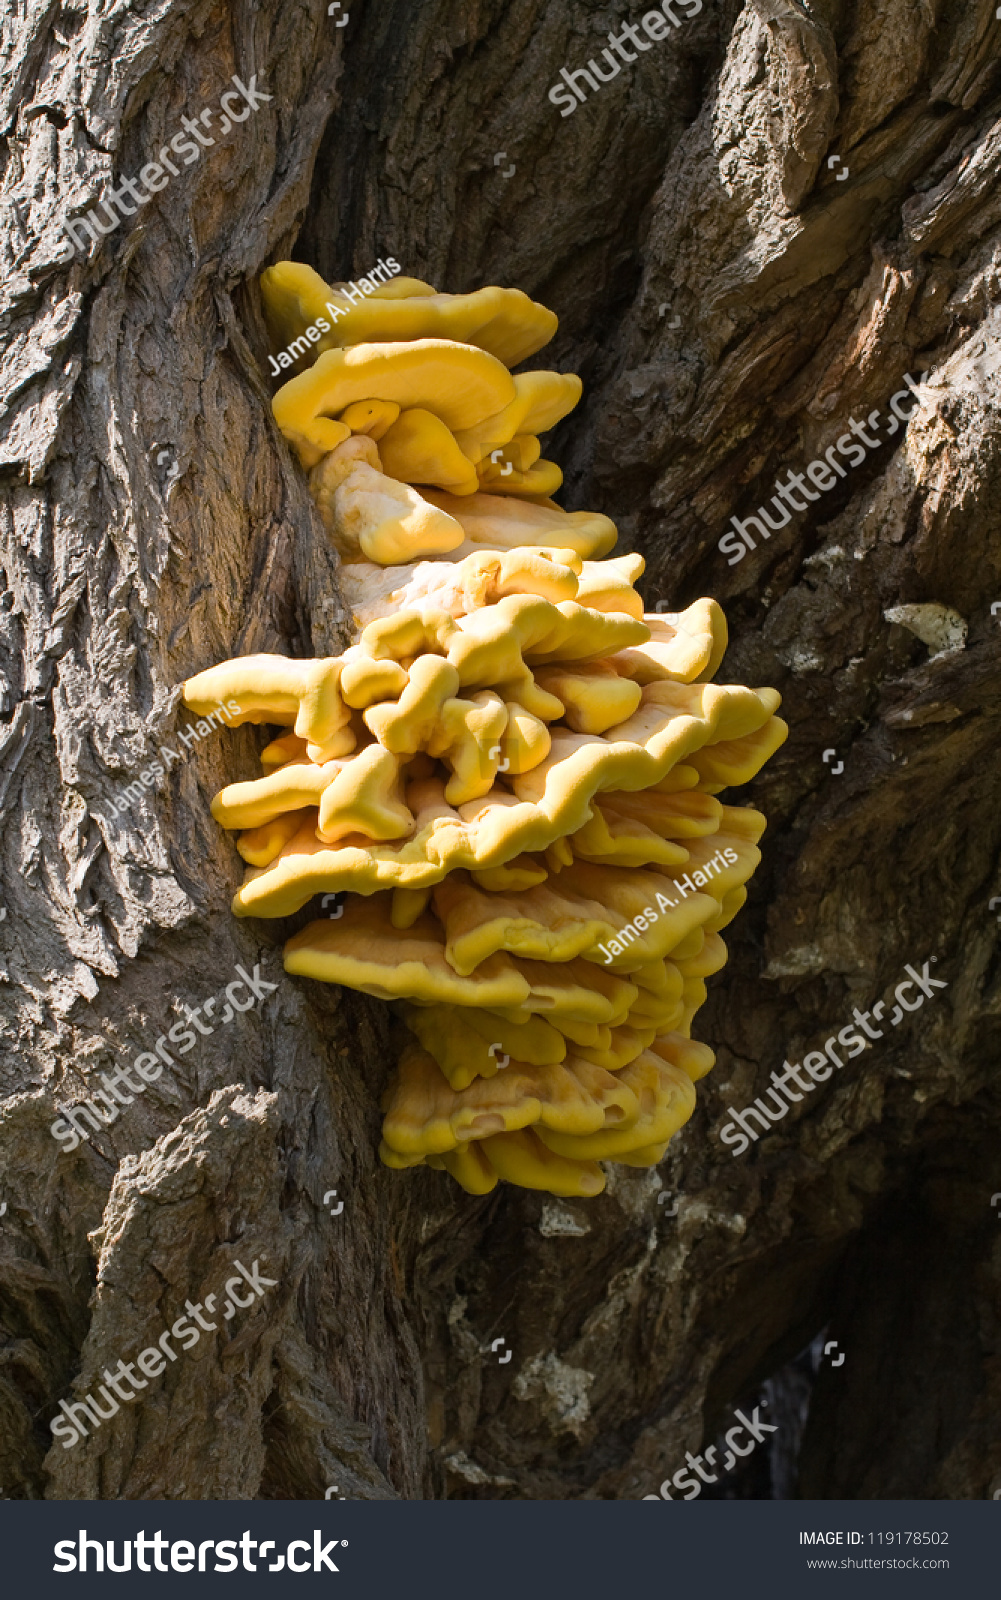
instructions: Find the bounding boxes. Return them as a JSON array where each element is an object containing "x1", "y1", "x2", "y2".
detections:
[
  {"x1": 184, "y1": 267, "x2": 788, "y2": 1197},
  {"x1": 273, "y1": 340, "x2": 517, "y2": 469},
  {"x1": 261, "y1": 261, "x2": 558, "y2": 368}
]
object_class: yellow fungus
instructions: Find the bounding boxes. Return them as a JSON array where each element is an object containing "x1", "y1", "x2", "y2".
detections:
[
  {"x1": 237, "y1": 812, "x2": 305, "y2": 867},
  {"x1": 651, "y1": 1031, "x2": 716, "y2": 1083},
  {"x1": 430, "y1": 870, "x2": 619, "y2": 975},
  {"x1": 569, "y1": 802, "x2": 691, "y2": 869},
  {"x1": 309, "y1": 435, "x2": 466, "y2": 564},
  {"x1": 536, "y1": 1053, "x2": 696, "y2": 1160},
  {"x1": 452, "y1": 371, "x2": 583, "y2": 463},
  {"x1": 378, "y1": 408, "x2": 480, "y2": 495},
  {"x1": 610, "y1": 598, "x2": 728, "y2": 685},
  {"x1": 379, "y1": 1044, "x2": 639, "y2": 1159},
  {"x1": 429, "y1": 1143, "x2": 499, "y2": 1194},
  {"x1": 469, "y1": 855, "x2": 549, "y2": 892},
  {"x1": 391, "y1": 887, "x2": 432, "y2": 929},
  {"x1": 364, "y1": 546, "x2": 582, "y2": 622},
  {"x1": 210, "y1": 759, "x2": 339, "y2": 832},
  {"x1": 533, "y1": 662, "x2": 643, "y2": 735},
  {"x1": 339, "y1": 655, "x2": 409, "y2": 709},
  {"x1": 260, "y1": 732, "x2": 311, "y2": 769},
  {"x1": 573, "y1": 554, "x2": 646, "y2": 618},
  {"x1": 284, "y1": 901, "x2": 532, "y2": 1009},
  {"x1": 363, "y1": 654, "x2": 461, "y2": 754},
  {"x1": 261, "y1": 262, "x2": 558, "y2": 368},
  {"x1": 498, "y1": 702, "x2": 551, "y2": 774},
  {"x1": 399, "y1": 1002, "x2": 566, "y2": 1090},
  {"x1": 315, "y1": 743, "x2": 414, "y2": 844},
  {"x1": 478, "y1": 1130, "x2": 605, "y2": 1197},
  {"x1": 186, "y1": 266, "x2": 789, "y2": 1198},
  {"x1": 337, "y1": 398, "x2": 401, "y2": 440},
  {"x1": 476, "y1": 457, "x2": 563, "y2": 497},
  {"x1": 423, "y1": 491, "x2": 618, "y2": 559},
  {"x1": 273, "y1": 340, "x2": 516, "y2": 470},
  {"x1": 571, "y1": 1023, "x2": 657, "y2": 1071},
  {"x1": 427, "y1": 691, "x2": 510, "y2": 805}
]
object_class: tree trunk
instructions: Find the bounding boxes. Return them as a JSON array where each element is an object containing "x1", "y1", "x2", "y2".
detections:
[{"x1": 1, "y1": 0, "x2": 998, "y2": 1501}]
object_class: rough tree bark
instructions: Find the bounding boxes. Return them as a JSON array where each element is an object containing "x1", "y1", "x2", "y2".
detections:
[{"x1": 0, "y1": 0, "x2": 998, "y2": 1501}]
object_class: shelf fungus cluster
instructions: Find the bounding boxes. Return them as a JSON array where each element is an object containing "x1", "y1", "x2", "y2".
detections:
[{"x1": 184, "y1": 263, "x2": 787, "y2": 1199}]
